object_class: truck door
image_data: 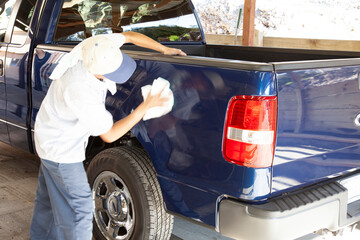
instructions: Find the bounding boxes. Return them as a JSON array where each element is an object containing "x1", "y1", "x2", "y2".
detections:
[
  {"x1": 273, "y1": 61, "x2": 360, "y2": 195},
  {"x1": 0, "y1": 0, "x2": 17, "y2": 144},
  {"x1": 4, "y1": 0, "x2": 35, "y2": 150}
]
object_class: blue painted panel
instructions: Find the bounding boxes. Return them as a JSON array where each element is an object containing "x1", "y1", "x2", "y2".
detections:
[
  {"x1": 113, "y1": 60, "x2": 275, "y2": 225},
  {"x1": 32, "y1": 50, "x2": 276, "y2": 225},
  {"x1": 273, "y1": 65, "x2": 360, "y2": 196},
  {"x1": 5, "y1": 43, "x2": 30, "y2": 150}
]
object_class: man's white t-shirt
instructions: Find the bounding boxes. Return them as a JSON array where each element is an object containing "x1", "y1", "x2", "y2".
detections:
[{"x1": 34, "y1": 34, "x2": 126, "y2": 164}]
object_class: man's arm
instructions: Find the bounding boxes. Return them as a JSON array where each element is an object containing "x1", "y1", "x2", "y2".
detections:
[
  {"x1": 121, "y1": 31, "x2": 187, "y2": 56},
  {"x1": 100, "y1": 31, "x2": 185, "y2": 143},
  {"x1": 100, "y1": 89, "x2": 170, "y2": 143}
]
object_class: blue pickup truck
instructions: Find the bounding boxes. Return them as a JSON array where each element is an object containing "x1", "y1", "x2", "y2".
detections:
[{"x1": 1, "y1": 0, "x2": 360, "y2": 239}]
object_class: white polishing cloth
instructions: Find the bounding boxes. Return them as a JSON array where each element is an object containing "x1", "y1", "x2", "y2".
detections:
[{"x1": 141, "y1": 77, "x2": 174, "y2": 121}]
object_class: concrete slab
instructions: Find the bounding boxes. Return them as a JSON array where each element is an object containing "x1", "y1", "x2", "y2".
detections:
[
  {"x1": 0, "y1": 143, "x2": 230, "y2": 240},
  {"x1": 1, "y1": 142, "x2": 359, "y2": 240},
  {"x1": 0, "y1": 143, "x2": 39, "y2": 240}
]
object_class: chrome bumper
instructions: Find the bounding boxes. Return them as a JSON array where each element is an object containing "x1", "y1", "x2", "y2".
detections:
[{"x1": 218, "y1": 174, "x2": 360, "y2": 240}]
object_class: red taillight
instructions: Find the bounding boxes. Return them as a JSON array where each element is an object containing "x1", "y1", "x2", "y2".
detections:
[{"x1": 222, "y1": 96, "x2": 277, "y2": 168}]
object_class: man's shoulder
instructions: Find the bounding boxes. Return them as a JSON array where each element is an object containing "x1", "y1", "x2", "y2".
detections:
[
  {"x1": 62, "y1": 79, "x2": 104, "y2": 105},
  {"x1": 61, "y1": 65, "x2": 92, "y2": 88}
]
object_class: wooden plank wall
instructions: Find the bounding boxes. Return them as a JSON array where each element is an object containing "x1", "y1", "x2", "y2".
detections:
[{"x1": 205, "y1": 33, "x2": 360, "y2": 52}]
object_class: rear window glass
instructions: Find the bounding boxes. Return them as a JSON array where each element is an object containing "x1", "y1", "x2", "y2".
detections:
[{"x1": 54, "y1": 0, "x2": 201, "y2": 43}]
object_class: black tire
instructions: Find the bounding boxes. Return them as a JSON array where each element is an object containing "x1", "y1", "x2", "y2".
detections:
[{"x1": 87, "y1": 146, "x2": 174, "y2": 240}]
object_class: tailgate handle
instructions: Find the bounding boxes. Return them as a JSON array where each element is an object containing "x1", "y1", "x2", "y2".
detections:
[{"x1": 355, "y1": 113, "x2": 360, "y2": 127}]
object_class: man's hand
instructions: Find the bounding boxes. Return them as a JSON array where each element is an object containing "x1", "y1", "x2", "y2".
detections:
[
  {"x1": 163, "y1": 47, "x2": 187, "y2": 56},
  {"x1": 100, "y1": 86, "x2": 171, "y2": 143},
  {"x1": 143, "y1": 87, "x2": 171, "y2": 110}
]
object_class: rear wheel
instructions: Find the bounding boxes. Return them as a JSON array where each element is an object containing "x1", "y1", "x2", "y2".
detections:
[{"x1": 87, "y1": 146, "x2": 174, "y2": 240}]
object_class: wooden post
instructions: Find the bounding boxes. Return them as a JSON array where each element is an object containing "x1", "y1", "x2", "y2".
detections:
[{"x1": 242, "y1": 0, "x2": 256, "y2": 46}]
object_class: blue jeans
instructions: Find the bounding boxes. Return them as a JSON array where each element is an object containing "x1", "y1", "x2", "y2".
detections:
[{"x1": 30, "y1": 159, "x2": 93, "y2": 240}]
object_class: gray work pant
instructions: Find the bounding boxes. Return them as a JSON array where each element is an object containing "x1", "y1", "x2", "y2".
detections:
[{"x1": 30, "y1": 159, "x2": 93, "y2": 240}]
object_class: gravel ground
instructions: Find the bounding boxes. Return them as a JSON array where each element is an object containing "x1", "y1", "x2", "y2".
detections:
[{"x1": 192, "y1": 0, "x2": 360, "y2": 40}]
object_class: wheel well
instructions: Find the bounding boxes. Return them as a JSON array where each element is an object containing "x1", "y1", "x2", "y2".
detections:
[{"x1": 84, "y1": 131, "x2": 144, "y2": 168}]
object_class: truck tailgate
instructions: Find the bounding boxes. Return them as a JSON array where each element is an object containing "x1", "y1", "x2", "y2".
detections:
[{"x1": 272, "y1": 59, "x2": 360, "y2": 196}]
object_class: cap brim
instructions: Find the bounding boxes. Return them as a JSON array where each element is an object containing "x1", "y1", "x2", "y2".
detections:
[{"x1": 103, "y1": 52, "x2": 136, "y2": 84}]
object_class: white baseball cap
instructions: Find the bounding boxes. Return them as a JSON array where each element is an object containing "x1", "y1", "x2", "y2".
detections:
[{"x1": 81, "y1": 35, "x2": 136, "y2": 84}]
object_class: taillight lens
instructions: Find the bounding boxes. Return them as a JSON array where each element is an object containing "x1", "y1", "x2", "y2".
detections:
[{"x1": 222, "y1": 96, "x2": 277, "y2": 168}]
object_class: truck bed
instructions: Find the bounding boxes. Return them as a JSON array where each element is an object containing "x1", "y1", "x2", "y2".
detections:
[{"x1": 124, "y1": 43, "x2": 360, "y2": 62}]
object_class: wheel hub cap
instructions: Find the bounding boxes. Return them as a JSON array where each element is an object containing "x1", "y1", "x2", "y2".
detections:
[
  {"x1": 107, "y1": 191, "x2": 128, "y2": 221},
  {"x1": 92, "y1": 171, "x2": 135, "y2": 240}
]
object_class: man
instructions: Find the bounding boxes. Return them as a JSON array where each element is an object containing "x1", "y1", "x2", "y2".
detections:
[{"x1": 30, "y1": 31, "x2": 186, "y2": 240}]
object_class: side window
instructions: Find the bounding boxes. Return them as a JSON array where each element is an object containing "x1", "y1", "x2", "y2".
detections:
[
  {"x1": 0, "y1": 0, "x2": 16, "y2": 42},
  {"x1": 54, "y1": 0, "x2": 202, "y2": 43},
  {"x1": 10, "y1": 0, "x2": 36, "y2": 45}
]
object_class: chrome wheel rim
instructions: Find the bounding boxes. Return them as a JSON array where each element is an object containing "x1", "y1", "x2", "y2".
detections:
[{"x1": 92, "y1": 171, "x2": 135, "y2": 240}]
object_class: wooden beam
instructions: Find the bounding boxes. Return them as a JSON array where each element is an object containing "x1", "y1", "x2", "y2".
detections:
[
  {"x1": 205, "y1": 34, "x2": 360, "y2": 52},
  {"x1": 242, "y1": 0, "x2": 256, "y2": 46}
]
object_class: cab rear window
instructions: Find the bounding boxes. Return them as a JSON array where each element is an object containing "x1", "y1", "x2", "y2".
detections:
[{"x1": 54, "y1": 0, "x2": 202, "y2": 43}]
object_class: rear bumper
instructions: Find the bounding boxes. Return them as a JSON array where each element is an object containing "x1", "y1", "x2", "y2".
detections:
[{"x1": 218, "y1": 175, "x2": 360, "y2": 240}]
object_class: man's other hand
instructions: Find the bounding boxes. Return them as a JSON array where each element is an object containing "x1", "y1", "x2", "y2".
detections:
[{"x1": 163, "y1": 47, "x2": 187, "y2": 56}]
